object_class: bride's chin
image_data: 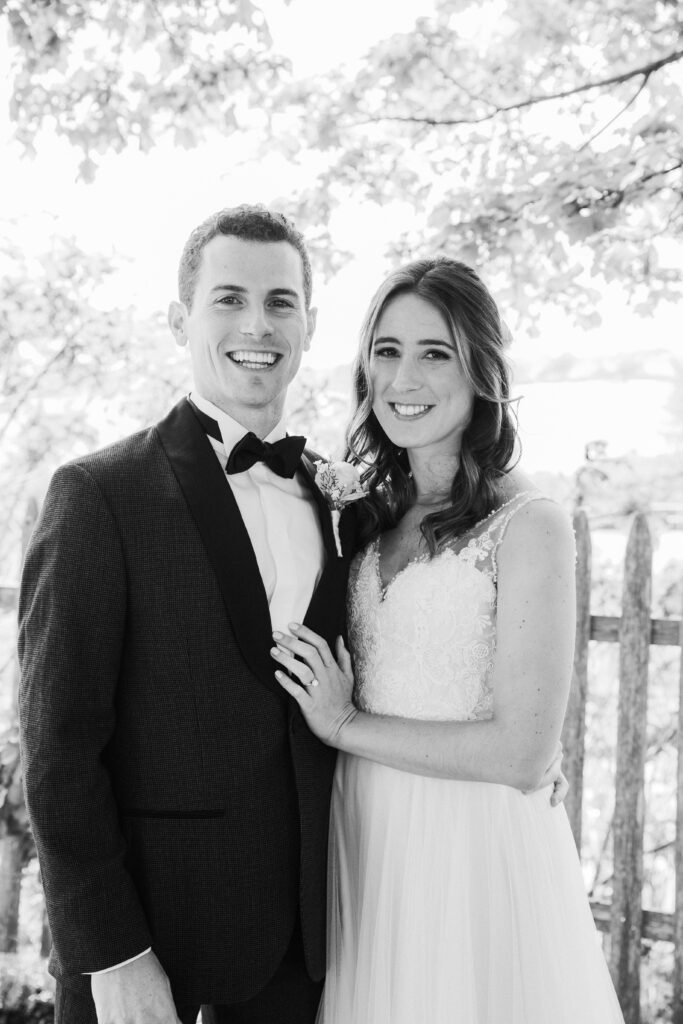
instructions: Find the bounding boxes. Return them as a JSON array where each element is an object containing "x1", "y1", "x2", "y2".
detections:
[{"x1": 380, "y1": 430, "x2": 405, "y2": 449}]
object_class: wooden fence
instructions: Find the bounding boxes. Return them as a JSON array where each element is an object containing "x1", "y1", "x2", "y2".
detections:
[
  {"x1": 1, "y1": 502, "x2": 682, "y2": 1021},
  {"x1": 563, "y1": 510, "x2": 683, "y2": 1024}
]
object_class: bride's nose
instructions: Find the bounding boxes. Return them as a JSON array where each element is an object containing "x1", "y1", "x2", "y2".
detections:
[{"x1": 390, "y1": 356, "x2": 422, "y2": 392}]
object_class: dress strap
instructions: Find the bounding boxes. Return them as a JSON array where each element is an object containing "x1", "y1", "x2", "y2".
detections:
[{"x1": 482, "y1": 491, "x2": 550, "y2": 582}]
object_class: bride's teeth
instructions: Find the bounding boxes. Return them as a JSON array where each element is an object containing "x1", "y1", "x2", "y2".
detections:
[
  {"x1": 230, "y1": 350, "x2": 277, "y2": 365},
  {"x1": 394, "y1": 404, "x2": 430, "y2": 416}
]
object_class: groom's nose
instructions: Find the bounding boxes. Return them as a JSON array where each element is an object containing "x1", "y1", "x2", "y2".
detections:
[{"x1": 239, "y1": 305, "x2": 273, "y2": 338}]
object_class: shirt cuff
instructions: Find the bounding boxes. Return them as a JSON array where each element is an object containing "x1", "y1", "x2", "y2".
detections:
[{"x1": 83, "y1": 947, "x2": 152, "y2": 975}]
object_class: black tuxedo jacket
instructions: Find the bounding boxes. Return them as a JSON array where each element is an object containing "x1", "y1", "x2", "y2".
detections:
[{"x1": 18, "y1": 397, "x2": 356, "y2": 1006}]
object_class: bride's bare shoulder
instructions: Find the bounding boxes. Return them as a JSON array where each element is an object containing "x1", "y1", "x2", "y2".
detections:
[
  {"x1": 497, "y1": 466, "x2": 537, "y2": 502},
  {"x1": 498, "y1": 496, "x2": 574, "y2": 576}
]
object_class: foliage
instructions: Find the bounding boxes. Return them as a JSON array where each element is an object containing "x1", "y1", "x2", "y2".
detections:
[
  {"x1": 573, "y1": 448, "x2": 683, "y2": 519},
  {"x1": 1, "y1": 236, "x2": 134, "y2": 433},
  {"x1": 280, "y1": 0, "x2": 683, "y2": 327},
  {"x1": 0, "y1": 719, "x2": 30, "y2": 849},
  {"x1": 3, "y1": 1, "x2": 682, "y2": 327},
  {"x1": 0, "y1": 232, "x2": 186, "y2": 579},
  {"x1": 286, "y1": 367, "x2": 351, "y2": 459},
  {"x1": 0, "y1": 953, "x2": 53, "y2": 1023},
  {"x1": 1, "y1": 0, "x2": 289, "y2": 181}
]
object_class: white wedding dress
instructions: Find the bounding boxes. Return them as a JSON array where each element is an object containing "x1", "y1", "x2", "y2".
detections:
[{"x1": 317, "y1": 492, "x2": 625, "y2": 1024}]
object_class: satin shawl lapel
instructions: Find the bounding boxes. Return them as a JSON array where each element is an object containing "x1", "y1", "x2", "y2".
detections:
[
  {"x1": 155, "y1": 398, "x2": 280, "y2": 697},
  {"x1": 298, "y1": 453, "x2": 346, "y2": 636}
]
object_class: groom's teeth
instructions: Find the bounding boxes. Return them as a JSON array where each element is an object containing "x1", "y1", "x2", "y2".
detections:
[
  {"x1": 394, "y1": 404, "x2": 430, "y2": 416},
  {"x1": 230, "y1": 350, "x2": 278, "y2": 366}
]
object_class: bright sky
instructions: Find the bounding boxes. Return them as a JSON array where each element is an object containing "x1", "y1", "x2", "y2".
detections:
[{"x1": 0, "y1": 0, "x2": 680, "y2": 473}]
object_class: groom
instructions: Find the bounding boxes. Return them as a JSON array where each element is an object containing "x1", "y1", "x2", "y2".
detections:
[{"x1": 18, "y1": 205, "x2": 355, "y2": 1024}]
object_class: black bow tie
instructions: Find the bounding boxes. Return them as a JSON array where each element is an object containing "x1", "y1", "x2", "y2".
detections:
[
  {"x1": 225, "y1": 432, "x2": 306, "y2": 478},
  {"x1": 188, "y1": 398, "x2": 306, "y2": 479}
]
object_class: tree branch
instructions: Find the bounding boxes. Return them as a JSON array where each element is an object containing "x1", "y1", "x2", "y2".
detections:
[
  {"x1": 637, "y1": 160, "x2": 683, "y2": 187},
  {"x1": 357, "y1": 48, "x2": 683, "y2": 128},
  {"x1": 429, "y1": 56, "x2": 488, "y2": 108},
  {"x1": 578, "y1": 72, "x2": 651, "y2": 152},
  {"x1": 0, "y1": 338, "x2": 75, "y2": 443}
]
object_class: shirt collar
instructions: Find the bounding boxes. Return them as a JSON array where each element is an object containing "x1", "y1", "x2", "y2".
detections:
[{"x1": 189, "y1": 391, "x2": 287, "y2": 449}]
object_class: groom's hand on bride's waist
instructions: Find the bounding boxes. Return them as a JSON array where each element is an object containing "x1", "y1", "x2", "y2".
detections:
[
  {"x1": 522, "y1": 742, "x2": 569, "y2": 807},
  {"x1": 90, "y1": 950, "x2": 182, "y2": 1024}
]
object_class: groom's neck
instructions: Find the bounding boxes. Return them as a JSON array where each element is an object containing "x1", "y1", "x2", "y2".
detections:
[{"x1": 194, "y1": 390, "x2": 284, "y2": 440}]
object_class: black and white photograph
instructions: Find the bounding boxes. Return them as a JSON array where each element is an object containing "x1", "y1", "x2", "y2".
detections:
[{"x1": 0, "y1": 1, "x2": 681, "y2": 1022}]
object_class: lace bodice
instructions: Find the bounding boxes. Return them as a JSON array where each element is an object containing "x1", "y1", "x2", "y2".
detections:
[{"x1": 347, "y1": 492, "x2": 546, "y2": 722}]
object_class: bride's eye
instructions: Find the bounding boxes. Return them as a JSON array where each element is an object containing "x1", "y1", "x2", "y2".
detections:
[
  {"x1": 424, "y1": 349, "x2": 450, "y2": 360},
  {"x1": 373, "y1": 345, "x2": 398, "y2": 359}
]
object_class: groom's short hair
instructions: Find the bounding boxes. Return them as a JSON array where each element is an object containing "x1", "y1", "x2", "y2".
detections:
[{"x1": 178, "y1": 204, "x2": 313, "y2": 310}]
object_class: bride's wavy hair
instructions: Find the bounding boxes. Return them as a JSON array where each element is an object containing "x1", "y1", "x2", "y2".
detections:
[{"x1": 345, "y1": 256, "x2": 518, "y2": 553}]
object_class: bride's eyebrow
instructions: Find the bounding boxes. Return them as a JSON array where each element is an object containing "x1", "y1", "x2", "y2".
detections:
[
  {"x1": 417, "y1": 338, "x2": 453, "y2": 349},
  {"x1": 372, "y1": 336, "x2": 453, "y2": 348}
]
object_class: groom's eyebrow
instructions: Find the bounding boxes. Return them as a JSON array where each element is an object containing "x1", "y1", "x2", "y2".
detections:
[
  {"x1": 209, "y1": 285, "x2": 301, "y2": 300},
  {"x1": 209, "y1": 284, "x2": 248, "y2": 295}
]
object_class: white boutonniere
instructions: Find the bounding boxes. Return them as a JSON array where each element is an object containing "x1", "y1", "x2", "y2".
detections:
[{"x1": 314, "y1": 459, "x2": 367, "y2": 556}]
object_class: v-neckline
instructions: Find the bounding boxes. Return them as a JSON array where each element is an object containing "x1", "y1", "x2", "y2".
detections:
[
  {"x1": 371, "y1": 537, "x2": 430, "y2": 601},
  {"x1": 372, "y1": 491, "x2": 534, "y2": 601}
]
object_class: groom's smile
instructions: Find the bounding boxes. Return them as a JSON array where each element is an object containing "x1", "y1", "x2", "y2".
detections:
[
  {"x1": 228, "y1": 350, "x2": 281, "y2": 369},
  {"x1": 169, "y1": 234, "x2": 317, "y2": 436}
]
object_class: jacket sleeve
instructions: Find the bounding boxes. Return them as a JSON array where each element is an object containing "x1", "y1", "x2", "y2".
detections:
[{"x1": 18, "y1": 462, "x2": 153, "y2": 975}]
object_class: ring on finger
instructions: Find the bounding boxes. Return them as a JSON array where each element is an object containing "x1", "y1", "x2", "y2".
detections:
[{"x1": 306, "y1": 677, "x2": 319, "y2": 688}]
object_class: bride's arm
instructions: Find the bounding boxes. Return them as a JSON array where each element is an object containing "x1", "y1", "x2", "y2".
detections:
[{"x1": 273, "y1": 500, "x2": 576, "y2": 791}]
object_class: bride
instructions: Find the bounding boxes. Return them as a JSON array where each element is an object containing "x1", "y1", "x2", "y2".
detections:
[{"x1": 271, "y1": 256, "x2": 625, "y2": 1023}]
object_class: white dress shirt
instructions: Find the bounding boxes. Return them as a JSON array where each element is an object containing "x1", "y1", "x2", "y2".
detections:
[
  {"x1": 190, "y1": 391, "x2": 325, "y2": 631},
  {"x1": 88, "y1": 392, "x2": 326, "y2": 975}
]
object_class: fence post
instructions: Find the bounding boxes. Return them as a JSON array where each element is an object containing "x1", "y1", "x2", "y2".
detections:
[
  {"x1": 609, "y1": 513, "x2": 652, "y2": 1024},
  {"x1": 40, "y1": 899, "x2": 51, "y2": 959},
  {"x1": 12, "y1": 496, "x2": 38, "y2": 704},
  {"x1": 0, "y1": 496, "x2": 38, "y2": 952},
  {"x1": 563, "y1": 510, "x2": 591, "y2": 849},
  {"x1": 673, "y1": 591, "x2": 683, "y2": 1024}
]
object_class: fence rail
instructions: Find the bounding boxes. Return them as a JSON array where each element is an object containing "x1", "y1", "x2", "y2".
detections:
[{"x1": 1, "y1": 503, "x2": 682, "y2": 1022}]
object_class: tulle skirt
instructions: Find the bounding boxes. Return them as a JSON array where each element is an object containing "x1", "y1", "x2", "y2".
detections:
[{"x1": 317, "y1": 753, "x2": 625, "y2": 1024}]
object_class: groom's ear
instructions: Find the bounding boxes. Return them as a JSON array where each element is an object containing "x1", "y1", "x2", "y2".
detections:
[
  {"x1": 304, "y1": 306, "x2": 317, "y2": 352},
  {"x1": 168, "y1": 301, "x2": 189, "y2": 348}
]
